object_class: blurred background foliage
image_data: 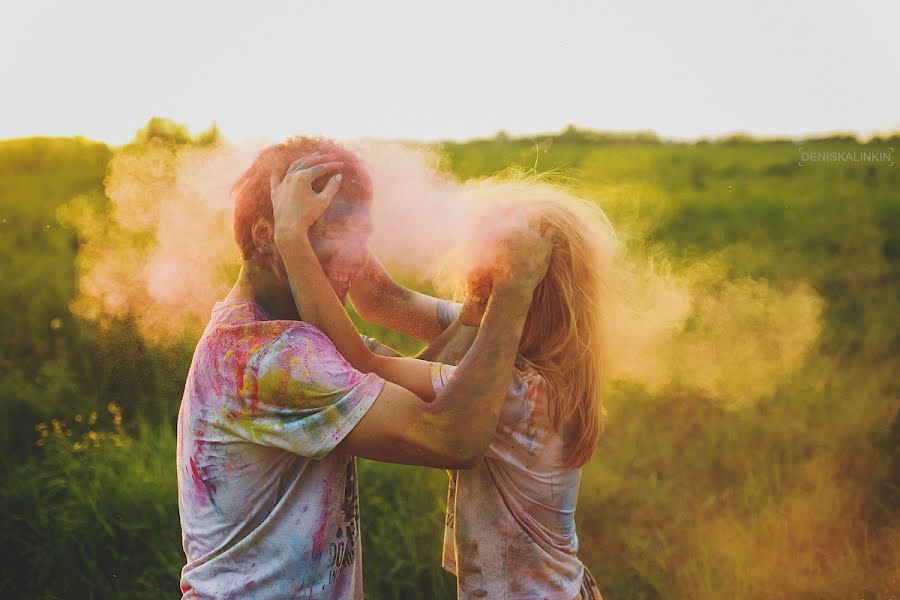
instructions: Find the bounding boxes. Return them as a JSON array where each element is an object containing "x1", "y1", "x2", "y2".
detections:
[{"x1": 0, "y1": 120, "x2": 897, "y2": 598}]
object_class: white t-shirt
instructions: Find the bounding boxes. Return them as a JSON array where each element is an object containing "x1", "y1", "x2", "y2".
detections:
[
  {"x1": 432, "y1": 364, "x2": 586, "y2": 600},
  {"x1": 176, "y1": 300, "x2": 385, "y2": 599}
]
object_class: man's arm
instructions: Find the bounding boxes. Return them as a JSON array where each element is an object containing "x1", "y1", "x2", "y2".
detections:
[
  {"x1": 339, "y1": 279, "x2": 536, "y2": 469},
  {"x1": 279, "y1": 233, "x2": 541, "y2": 468},
  {"x1": 415, "y1": 320, "x2": 477, "y2": 364}
]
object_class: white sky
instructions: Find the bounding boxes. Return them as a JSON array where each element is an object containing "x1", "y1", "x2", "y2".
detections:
[{"x1": 2, "y1": 0, "x2": 898, "y2": 145}]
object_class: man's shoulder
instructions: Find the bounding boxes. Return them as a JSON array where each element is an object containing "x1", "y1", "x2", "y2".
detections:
[
  {"x1": 205, "y1": 304, "x2": 332, "y2": 348},
  {"x1": 193, "y1": 307, "x2": 339, "y2": 375}
]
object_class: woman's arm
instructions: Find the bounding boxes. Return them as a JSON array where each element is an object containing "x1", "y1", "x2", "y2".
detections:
[
  {"x1": 415, "y1": 319, "x2": 477, "y2": 364},
  {"x1": 349, "y1": 253, "x2": 460, "y2": 342},
  {"x1": 270, "y1": 155, "x2": 554, "y2": 467},
  {"x1": 270, "y1": 156, "x2": 437, "y2": 400}
]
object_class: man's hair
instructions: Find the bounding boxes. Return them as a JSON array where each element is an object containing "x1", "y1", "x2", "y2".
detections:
[{"x1": 231, "y1": 137, "x2": 373, "y2": 259}]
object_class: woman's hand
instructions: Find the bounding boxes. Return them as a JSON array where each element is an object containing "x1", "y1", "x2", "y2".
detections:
[
  {"x1": 269, "y1": 154, "x2": 344, "y2": 247},
  {"x1": 492, "y1": 218, "x2": 554, "y2": 291},
  {"x1": 475, "y1": 219, "x2": 554, "y2": 291},
  {"x1": 459, "y1": 266, "x2": 492, "y2": 326},
  {"x1": 459, "y1": 296, "x2": 488, "y2": 327},
  {"x1": 458, "y1": 218, "x2": 553, "y2": 326}
]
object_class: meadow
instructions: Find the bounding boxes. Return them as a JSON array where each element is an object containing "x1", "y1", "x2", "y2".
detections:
[{"x1": 0, "y1": 123, "x2": 897, "y2": 599}]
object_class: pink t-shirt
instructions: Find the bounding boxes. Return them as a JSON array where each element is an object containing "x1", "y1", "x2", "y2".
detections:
[
  {"x1": 176, "y1": 300, "x2": 385, "y2": 599},
  {"x1": 432, "y1": 364, "x2": 585, "y2": 600}
]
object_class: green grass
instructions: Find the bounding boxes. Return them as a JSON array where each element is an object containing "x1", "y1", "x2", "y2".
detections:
[{"x1": 1, "y1": 127, "x2": 898, "y2": 598}]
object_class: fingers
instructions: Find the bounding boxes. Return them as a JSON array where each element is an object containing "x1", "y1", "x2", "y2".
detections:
[
  {"x1": 286, "y1": 153, "x2": 341, "y2": 177},
  {"x1": 285, "y1": 156, "x2": 308, "y2": 176},
  {"x1": 318, "y1": 172, "x2": 343, "y2": 201},
  {"x1": 269, "y1": 170, "x2": 282, "y2": 200},
  {"x1": 301, "y1": 161, "x2": 344, "y2": 182}
]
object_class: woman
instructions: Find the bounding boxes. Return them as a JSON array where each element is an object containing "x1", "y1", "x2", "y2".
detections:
[{"x1": 272, "y1": 155, "x2": 612, "y2": 600}]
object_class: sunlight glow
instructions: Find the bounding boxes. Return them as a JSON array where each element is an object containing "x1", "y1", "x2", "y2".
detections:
[{"x1": 2, "y1": 0, "x2": 898, "y2": 144}]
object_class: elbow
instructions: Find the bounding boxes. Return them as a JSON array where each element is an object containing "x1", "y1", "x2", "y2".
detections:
[
  {"x1": 454, "y1": 454, "x2": 482, "y2": 469},
  {"x1": 428, "y1": 404, "x2": 500, "y2": 468},
  {"x1": 361, "y1": 351, "x2": 385, "y2": 376},
  {"x1": 438, "y1": 449, "x2": 483, "y2": 470},
  {"x1": 440, "y1": 434, "x2": 489, "y2": 469}
]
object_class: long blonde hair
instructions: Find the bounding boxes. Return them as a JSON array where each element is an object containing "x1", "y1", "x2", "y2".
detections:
[{"x1": 461, "y1": 179, "x2": 618, "y2": 467}]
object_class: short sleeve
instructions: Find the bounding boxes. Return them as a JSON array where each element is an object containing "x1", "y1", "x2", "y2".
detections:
[
  {"x1": 429, "y1": 363, "x2": 526, "y2": 409},
  {"x1": 430, "y1": 362, "x2": 457, "y2": 396},
  {"x1": 230, "y1": 323, "x2": 385, "y2": 459},
  {"x1": 436, "y1": 300, "x2": 463, "y2": 331},
  {"x1": 360, "y1": 334, "x2": 381, "y2": 351}
]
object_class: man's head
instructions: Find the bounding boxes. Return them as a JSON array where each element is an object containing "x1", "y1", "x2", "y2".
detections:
[{"x1": 232, "y1": 137, "x2": 373, "y2": 303}]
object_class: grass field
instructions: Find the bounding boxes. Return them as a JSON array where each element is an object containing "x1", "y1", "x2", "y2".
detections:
[{"x1": 0, "y1": 125, "x2": 897, "y2": 599}]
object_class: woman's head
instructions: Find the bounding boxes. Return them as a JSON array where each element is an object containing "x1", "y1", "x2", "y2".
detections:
[{"x1": 459, "y1": 180, "x2": 617, "y2": 467}]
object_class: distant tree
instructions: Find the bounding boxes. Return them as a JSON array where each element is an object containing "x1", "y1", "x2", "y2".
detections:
[
  {"x1": 721, "y1": 132, "x2": 757, "y2": 145},
  {"x1": 130, "y1": 117, "x2": 220, "y2": 147},
  {"x1": 559, "y1": 124, "x2": 585, "y2": 143}
]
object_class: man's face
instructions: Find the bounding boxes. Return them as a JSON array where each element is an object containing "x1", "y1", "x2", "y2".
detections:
[{"x1": 307, "y1": 196, "x2": 373, "y2": 304}]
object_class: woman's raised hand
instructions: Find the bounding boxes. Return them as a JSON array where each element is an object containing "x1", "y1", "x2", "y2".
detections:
[
  {"x1": 491, "y1": 217, "x2": 554, "y2": 292},
  {"x1": 269, "y1": 154, "x2": 344, "y2": 247},
  {"x1": 459, "y1": 213, "x2": 554, "y2": 326}
]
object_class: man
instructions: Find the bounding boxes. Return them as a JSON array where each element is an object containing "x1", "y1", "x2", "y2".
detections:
[{"x1": 176, "y1": 137, "x2": 550, "y2": 598}]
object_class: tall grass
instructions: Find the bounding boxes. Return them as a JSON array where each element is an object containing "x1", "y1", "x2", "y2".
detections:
[{"x1": 1, "y1": 129, "x2": 898, "y2": 598}]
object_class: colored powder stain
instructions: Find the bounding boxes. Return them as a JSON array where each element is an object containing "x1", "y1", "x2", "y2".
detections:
[
  {"x1": 289, "y1": 538, "x2": 308, "y2": 588},
  {"x1": 189, "y1": 456, "x2": 220, "y2": 513},
  {"x1": 247, "y1": 371, "x2": 260, "y2": 415},
  {"x1": 524, "y1": 378, "x2": 543, "y2": 454},
  {"x1": 235, "y1": 363, "x2": 246, "y2": 410},
  {"x1": 234, "y1": 409, "x2": 262, "y2": 442},
  {"x1": 320, "y1": 405, "x2": 344, "y2": 430},
  {"x1": 194, "y1": 429, "x2": 206, "y2": 456},
  {"x1": 310, "y1": 519, "x2": 328, "y2": 560},
  {"x1": 311, "y1": 482, "x2": 335, "y2": 559},
  {"x1": 188, "y1": 457, "x2": 209, "y2": 506}
]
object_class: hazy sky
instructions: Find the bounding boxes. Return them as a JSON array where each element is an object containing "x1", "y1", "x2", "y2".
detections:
[{"x1": 2, "y1": 0, "x2": 898, "y2": 145}]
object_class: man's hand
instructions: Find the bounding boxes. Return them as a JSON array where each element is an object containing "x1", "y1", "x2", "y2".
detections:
[{"x1": 269, "y1": 154, "x2": 344, "y2": 247}]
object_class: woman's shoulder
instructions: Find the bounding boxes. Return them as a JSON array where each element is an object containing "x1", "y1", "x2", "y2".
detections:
[
  {"x1": 513, "y1": 366, "x2": 542, "y2": 384},
  {"x1": 499, "y1": 367, "x2": 550, "y2": 427},
  {"x1": 513, "y1": 368, "x2": 549, "y2": 400}
]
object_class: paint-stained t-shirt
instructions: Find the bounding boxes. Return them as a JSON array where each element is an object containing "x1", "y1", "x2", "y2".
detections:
[
  {"x1": 176, "y1": 299, "x2": 385, "y2": 599},
  {"x1": 431, "y1": 364, "x2": 585, "y2": 600}
]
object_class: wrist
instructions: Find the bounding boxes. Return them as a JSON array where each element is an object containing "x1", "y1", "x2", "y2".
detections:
[
  {"x1": 275, "y1": 230, "x2": 313, "y2": 254},
  {"x1": 491, "y1": 278, "x2": 537, "y2": 301},
  {"x1": 458, "y1": 304, "x2": 486, "y2": 327},
  {"x1": 437, "y1": 299, "x2": 464, "y2": 330}
]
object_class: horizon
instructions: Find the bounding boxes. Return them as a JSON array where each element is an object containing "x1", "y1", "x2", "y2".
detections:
[{"x1": 3, "y1": 120, "x2": 898, "y2": 148}]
